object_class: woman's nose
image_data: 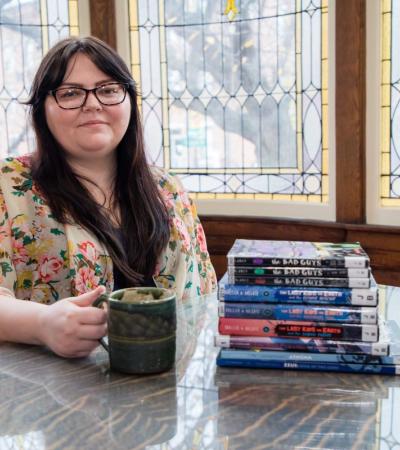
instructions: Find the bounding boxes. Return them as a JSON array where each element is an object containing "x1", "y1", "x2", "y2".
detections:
[{"x1": 82, "y1": 91, "x2": 102, "y2": 110}]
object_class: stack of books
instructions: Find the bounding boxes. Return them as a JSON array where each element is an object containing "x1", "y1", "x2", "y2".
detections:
[{"x1": 216, "y1": 239, "x2": 400, "y2": 375}]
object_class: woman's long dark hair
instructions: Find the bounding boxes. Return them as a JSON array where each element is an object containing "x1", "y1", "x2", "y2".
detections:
[{"x1": 26, "y1": 36, "x2": 170, "y2": 285}]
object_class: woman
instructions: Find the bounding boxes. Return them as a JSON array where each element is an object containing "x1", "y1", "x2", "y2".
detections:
[{"x1": 0, "y1": 36, "x2": 216, "y2": 358}]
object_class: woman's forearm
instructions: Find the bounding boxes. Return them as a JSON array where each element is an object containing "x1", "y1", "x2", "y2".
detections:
[{"x1": 0, "y1": 296, "x2": 46, "y2": 345}]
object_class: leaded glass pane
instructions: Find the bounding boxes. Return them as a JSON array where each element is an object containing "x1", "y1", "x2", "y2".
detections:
[
  {"x1": 129, "y1": 0, "x2": 328, "y2": 201},
  {"x1": 381, "y1": 0, "x2": 400, "y2": 205},
  {"x1": 0, "y1": 0, "x2": 78, "y2": 158}
]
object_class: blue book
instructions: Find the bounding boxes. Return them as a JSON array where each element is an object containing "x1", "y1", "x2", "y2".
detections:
[
  {"x1": 216, "y1": 348, "x2": 400, "y2": 365},
  {"x1": 218, "y1": 301, "x2": 378, "y2": 324},
  {"x1": 216, "y1": 349, "x2": 400, "y2": 375},
  {"x1": 218, "y1": 272, "x2": 378, "y2": 306}
]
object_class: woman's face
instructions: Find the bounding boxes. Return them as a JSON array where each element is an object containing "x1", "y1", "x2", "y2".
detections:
[{"x1": 44, "y1": 53, "x2": 131, "y2": 164}]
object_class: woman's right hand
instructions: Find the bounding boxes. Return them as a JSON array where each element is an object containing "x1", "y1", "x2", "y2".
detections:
[{"x1": 37, "y1": 286, "x2": 107, "y2": 358}]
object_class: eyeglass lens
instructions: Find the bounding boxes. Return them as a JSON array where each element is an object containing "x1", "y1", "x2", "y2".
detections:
[{"x1": 54, "y1": 83, "x2": 126, "y2": 108}]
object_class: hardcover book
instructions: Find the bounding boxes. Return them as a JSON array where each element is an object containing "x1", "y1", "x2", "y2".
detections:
[
  {"x1": 217, "y1": 348, "x2": 400, "y2": 366},
  {"x1": 228, "y1": 275, "x2": 371, "y2": 289},
  {"x1": 228, "y1": 266, "x2": 371, "y2": 278},
  {"x1": 218, "y1": 302, "x2": 378, "y2": 324},
  {"x1": 215, "y1": 334, "x2": 391, "y2": 356},
  {"x1": 216, "y1": 349, "x2": 400, "y2": 375},
  {"x1": 227, "y1": 240, "x2": 370, "y2": 268},
  {"x1": 218, "y1": 272, "x2": 379, "y2": 306},
  {"x1": 218, "y1": 318, "x2": 379, "y2": 342}
]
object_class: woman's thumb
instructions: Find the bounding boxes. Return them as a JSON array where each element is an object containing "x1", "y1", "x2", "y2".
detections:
[{"x1": 69, "y1": 286, "x2": 106, "y2": 307}]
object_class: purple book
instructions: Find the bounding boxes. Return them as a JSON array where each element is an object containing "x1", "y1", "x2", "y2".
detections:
[{"x1": 227, "y1": 240, "x2": 370, "y2": 269}]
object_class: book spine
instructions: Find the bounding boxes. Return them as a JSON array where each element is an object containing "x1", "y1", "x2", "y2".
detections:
[
  {"x1": 216, "y1": 348, "x2": 400, "y2": 365},
  {"x1": 215, "y1": 334, "x2": 389, "y2": 356},
  {"x1": 228, "y1": 275, "x2": 371, "y2": 289},
  {"x1": 216, "y1": 353, "x2": 400, "y2": 375},
  {"x1": 219, "y1": 284, "x2": 378, "y2": 306},
  {"x1": 227, "y1": 266, "x2": 370, "y2": 278},
  {"x1": 218, "y1": 318, "x2": 379, "y2": 342},
  {"x1": 227, "y1": 256, "x2": 369, "y2": 269},
  {"x1": 218, "y1": 302, "x2": 378, "y2": 324}
]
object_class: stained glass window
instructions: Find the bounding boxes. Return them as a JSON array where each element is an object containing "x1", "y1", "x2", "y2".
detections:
[
  {"x1": 0, "y1": 0, "x2": 79, "y2": 158},
  {"x1": 381, "y1": 0, "x2": 400, "y2": 205},
  {"x1": 128, "y1": 0, "x2": 328, "y2": 202}
]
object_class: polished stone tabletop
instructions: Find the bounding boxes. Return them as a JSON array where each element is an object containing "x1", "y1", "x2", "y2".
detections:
[{"x1": 0, "y1": 287, "x2": 399, "y2": 450}]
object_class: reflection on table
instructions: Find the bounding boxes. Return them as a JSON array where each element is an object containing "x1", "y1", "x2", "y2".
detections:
[{"x1": 0, "y1": 287, "x2": 398, "y2": 449}]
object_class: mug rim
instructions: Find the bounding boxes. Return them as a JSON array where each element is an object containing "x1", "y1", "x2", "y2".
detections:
[{"x1": 108, "y1": 287, "x2": 176, "y2": 304}]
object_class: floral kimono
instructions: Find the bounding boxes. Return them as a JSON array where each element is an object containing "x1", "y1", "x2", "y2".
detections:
[{"x1": 0, "y1": 156, "x2": 216, "y2": 303}]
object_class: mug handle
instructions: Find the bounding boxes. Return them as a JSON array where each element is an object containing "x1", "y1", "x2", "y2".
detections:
[{"x1": 93, "y1": 293, "x2": 109, "y2": 352}]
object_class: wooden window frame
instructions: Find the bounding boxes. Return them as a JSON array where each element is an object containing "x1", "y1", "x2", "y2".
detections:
[
  {"x1": 90, "y1": 0, "x2": 400, "y2": 286},
  {"x1": 89, "y1": 0, "x2": 116, "y2": 49}
]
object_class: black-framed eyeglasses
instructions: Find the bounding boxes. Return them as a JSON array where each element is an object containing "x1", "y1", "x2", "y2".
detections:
[{"x1": 50, "y1": 82, "x2": 129, "y2": 109}]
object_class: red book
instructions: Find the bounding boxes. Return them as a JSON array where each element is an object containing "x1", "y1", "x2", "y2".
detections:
[{"x1": 218, "y1": 318, "x2": 378, "y2": 342}]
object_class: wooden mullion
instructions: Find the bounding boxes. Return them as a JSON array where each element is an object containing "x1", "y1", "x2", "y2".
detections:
[
  {"x1": 335, "y1": 0, "x2": 366, "y2": 223},
  {"x1": 89, "y1": 0, "x2": 117, "y2": 49}
]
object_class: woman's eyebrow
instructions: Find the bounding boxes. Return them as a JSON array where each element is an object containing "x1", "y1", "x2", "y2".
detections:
[{"x1": 58, "y1": 79, "x2": 116, "y2": 87}]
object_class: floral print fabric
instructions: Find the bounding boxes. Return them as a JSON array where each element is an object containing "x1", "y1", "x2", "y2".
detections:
[{"x1": 0, "y1": 156, "x2": 216, "y2": 303}]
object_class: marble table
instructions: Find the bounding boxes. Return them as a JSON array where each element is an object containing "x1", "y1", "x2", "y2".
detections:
[{"x1": 0, "y1": 287, "x2": 399, "y2": 450}]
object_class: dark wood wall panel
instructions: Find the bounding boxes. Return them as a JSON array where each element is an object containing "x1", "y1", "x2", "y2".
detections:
[
  {"x1": 201, "y1": 216, "x2": 400, "y2": 286},
  {"x1": 373, "y1": 270, "x2": 400, "y2": 287}
]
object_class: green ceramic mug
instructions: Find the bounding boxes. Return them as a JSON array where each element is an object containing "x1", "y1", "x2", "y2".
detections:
[{"x1": 93, "y1": 287, "x2": 176, "y2": 374}]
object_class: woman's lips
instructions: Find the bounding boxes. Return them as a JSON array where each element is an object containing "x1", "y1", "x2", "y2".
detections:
[{"x1": 79, "y1": 120, "x2": 108, "y2": 127}]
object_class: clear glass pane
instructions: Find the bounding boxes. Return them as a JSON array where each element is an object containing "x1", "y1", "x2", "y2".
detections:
[{"x1": 0, "y1": 0, "x2": 77, "y2": 158}]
